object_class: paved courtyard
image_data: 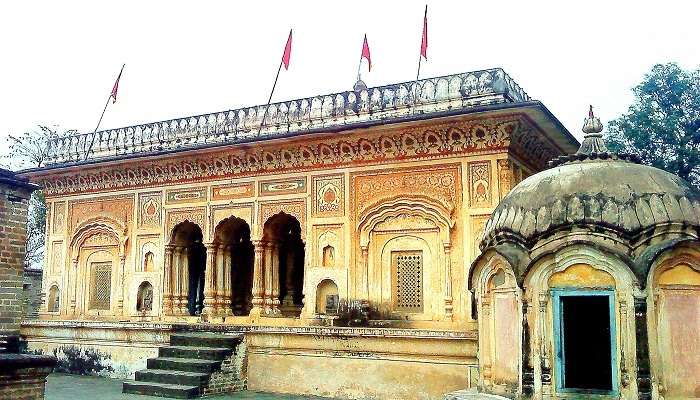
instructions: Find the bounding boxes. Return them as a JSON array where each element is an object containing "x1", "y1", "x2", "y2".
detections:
[{"x1": 45, "y1": 373, "x2": 331, "y2": 400}]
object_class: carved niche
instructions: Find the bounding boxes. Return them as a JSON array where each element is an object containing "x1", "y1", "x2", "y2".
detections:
[
  {"x1": 312, "y1": 174, "x2": 344, "y2": 217},
  {"x1": 469, "y1": 161, "x2": 492, "y2": 207},
  {"x1": 138, "y1": 192, "x2": 162, "y2": 228},
  {"x1": 68, "y1": 195, "x2": 133, "y2": 235},
  {"x1": 52, "y1": 201, "x2": 66, "y2": 234},
  {"x1": 471, "y1": 215, "x2": 491, "y2": 258},
  {"x1": 351, "y1": 164, "x2": 460, "y2": 220},
  {"x1": 50, "y1": 241, "x2": 63, "y2": 274}
]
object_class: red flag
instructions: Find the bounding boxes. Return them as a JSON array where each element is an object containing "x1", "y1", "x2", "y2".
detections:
[
  {"x1": 420, "y1": 5, "x2": 428, "y2": 60},
  {"x1": 361, "y1": 34, "x2": 372, "y2": 72},
  {"x1": 282, "y1": 29, "x2": 292, "y2": 70},
  {"x1": 110, "y1": 64, "x2": 124, "y2": 104}
]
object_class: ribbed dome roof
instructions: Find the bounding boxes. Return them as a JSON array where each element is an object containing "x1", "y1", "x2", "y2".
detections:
[{"x1": 481, "y1": 107, "x2": 700, "y2": 248}]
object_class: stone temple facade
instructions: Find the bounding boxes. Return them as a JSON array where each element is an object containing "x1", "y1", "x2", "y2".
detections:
[{"x1": 17, "y1": 69, "x2": 585, "y2": 399}]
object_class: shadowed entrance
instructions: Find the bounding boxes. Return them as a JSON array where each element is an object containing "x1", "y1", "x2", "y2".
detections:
[
  {"x1": 213, "y1": 217, "x2": 254, "y2": 316},
  {"x1": 169, "y1": 221, "x2": 206, "y2": 316}
]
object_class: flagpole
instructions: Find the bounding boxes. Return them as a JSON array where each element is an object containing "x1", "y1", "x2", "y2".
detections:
[
  {"x1": 86, "y1": 63, "x2": 125, "y2": 159},
  {"x1": 412, "y1": 5, "x2": 427, "y2": 115},
  {"x1": 259, "y1": 58, "x2": 284, "y2": 135}
]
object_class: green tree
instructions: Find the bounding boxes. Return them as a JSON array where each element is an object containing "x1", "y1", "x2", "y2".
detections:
[
  {"x1": 606, "y1": 62, "x2": 700, "y2": 189},
  {"x1": 5, "y1": 126, "x2": 68, "y2": 268}
]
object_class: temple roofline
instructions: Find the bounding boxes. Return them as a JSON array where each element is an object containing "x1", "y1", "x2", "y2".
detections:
[
  {"x1": 20, "y1": 99, "x2": 576, "y2": 176},
  {"x1": 33, "y1": 68, "x2": 576, "y2": 169}
]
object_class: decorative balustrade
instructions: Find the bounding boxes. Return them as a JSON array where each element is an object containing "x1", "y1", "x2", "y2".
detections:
[{"x1": 45, "y1": 68, "x2": 530, "y2": 166}]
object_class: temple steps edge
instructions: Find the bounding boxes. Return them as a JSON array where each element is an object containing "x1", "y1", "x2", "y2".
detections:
[
  {"x1": 135, "y1": 369, "x2": 210, "y2": 387},
  {"x1": 122, "y1": 381, "x2": 200, "y2": 399},
  {"x1": 158, "y1": 345, "x2": 232, "y2": 361}
]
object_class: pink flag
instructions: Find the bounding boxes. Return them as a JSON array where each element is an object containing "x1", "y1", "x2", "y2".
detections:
[
  {"x1": 361, "y1": 34, "x2": 372, "y2": 72},
  {"x1": 282, "y1": 29, "x2": 292, "y2": 70},
  {"x1": 110, "y1": 65, "x2": 125, "y2": 104}
]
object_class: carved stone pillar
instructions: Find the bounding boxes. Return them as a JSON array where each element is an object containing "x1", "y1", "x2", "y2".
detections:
[
  {"x1": 70, "y1": 259, "x2": 78, "y2": 316},
  {"x1": 215, "y1": 245, "x2": 225, "y2": 314},
  {"x1": 172, "y1": 247, "x2": 182, "y2": 315},
  {"x1": 270, "y1": 245, "x2": 281, "y2": 313},
  {"x1": 163, "y1": 246, "x2": 174, "y2": 315},
  {"x1": 634, "y1": 295, "x2": 652, "y2": 400},
  {"x1": 223, "y1": 245, "x2": 233, "y2": 316},
  {"x1": 179, "y1": 247, "x2": 190, "y2": 315},
  {"x1": 251, "y1": 240, "x2": 265, "y2": 314},
  {"x1": 480, "y1": 296, "x2": 492, "y2": 386},
  {"x1": 538, "y1": 292, "x2": 552, "y2": 390},
  {"x1": 263, "y1": 243, "x2": 273, "y2": 314},
  {"x1": 117, "y1": 255, "x2": 126, "y2": 314},
  {"x1": 443, "y1": 243, "x2": 453, "y2": 320},
  {"x1": 203, "y1": 243, "x2": 217, "y2": 316},
  {"x1": 360, "y1": 245, "x2": 369, "y2": 301}
]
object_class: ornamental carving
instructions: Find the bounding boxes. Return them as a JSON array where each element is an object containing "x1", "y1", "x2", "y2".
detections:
[
  {"x1": 211, "y1": 182, "x2": 254, "y2": 201},
  {"x1": 259, "y1": 200, "x2": 306, "y2": 239},
  {"x1": 259, "y1": 177, "x2": 307, "y2": 196},
  {"x1": 469, "y1": 162, "x2": 491, "y2": 207},
  {"x1": 37, "y1": 115, "x2": 562, "y2": 196},
  {"x1": 312, "y1": 174, "x2": 344, "y2": 217},
  {"x1": 498, "y1": 159, "x2": 514, "y2": 200},
  {"x1": 352, "y1": 164, "x2": 460, "y2": 220},
  {"x1": 68, "y1": 195, "x2": 133, "y2": 235},
  {"x1": 53, "y1": 202, "x2": 66, "y2": 234},
  {"x1": 165, "y1": 187, "x2": 207, "y2": 205},
  {"x1": 374, "y1": 214, "x2": 438, "y2": 232},
  {"x1": 471, "y1": 215, "x2": 490, "y2": 258},
  {"x1": 138, "y1": 192, "x2": 162, "y2": 228},
  {"x1": 82, "y1": 232, "x2": 119, "y2": 247},
  {"x1": 51, "y1": 241, "x2": 63, "y2": 273},
  {"x1": 166, "y1": 207, "x2": 206, "y2": 240}
]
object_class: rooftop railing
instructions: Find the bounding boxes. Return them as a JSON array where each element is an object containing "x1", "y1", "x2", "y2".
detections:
[{"x1": 45, "y1": 68, "x2": 530, "y2": 166}]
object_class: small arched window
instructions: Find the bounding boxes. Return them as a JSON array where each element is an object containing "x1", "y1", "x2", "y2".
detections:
[
  {"x1": 48, "y1": 285, "x2": 60, "y2": 313},
  {"x1": 143, "y1": 251, "x2": 155, "y2": 272},
  {"x1": 322, "y1": 245, "x2": 335, "y2": 268},
  {"x1": 136, "y1": 281, "x2": 154, "y2": 312}
]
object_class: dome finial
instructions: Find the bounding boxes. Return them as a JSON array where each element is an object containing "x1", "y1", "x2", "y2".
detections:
[{"x1": 577, "y1": 104, "x2": 608, "y2": 155}]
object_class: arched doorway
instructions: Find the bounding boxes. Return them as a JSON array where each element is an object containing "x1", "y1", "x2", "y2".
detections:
[
  {"x1": 262, "y1": 212, "x2": 305, "y2": 317},
  {"x1": 212, "y1": 217, "x2": 254, "y2": 316},
  {"x1": 169, "y1": 221, "x2": 206, "y2": 316}
]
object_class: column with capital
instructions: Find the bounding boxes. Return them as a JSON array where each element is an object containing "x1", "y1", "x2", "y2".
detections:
[
  {"x1": 223, "y1": 245, "x2": 233, "y2": 316},
  {"x1": 360, "y1": 245, "x2": 369, "y2": 301},
  {"x1": 250, "y1": 240, "x2": 265, "y2": 315},
  {"x1": 269, "y1": 244, "x2": 281, "y2": 315},
  {"x1": 172, "y1": 247, "x2": 183, "y2": 315},
  {"x1": 202, "y1": 243, "x2": 217, "y2": 316},
  {"x1": 163, "y1": 245, "x2": 174, "y2": 315},
  {"x1": 443, "y1": 243, "x2": 453, "y2": 320},
  {"x1": 263, "y1": 243, "x2": 273, "y2": 314}
]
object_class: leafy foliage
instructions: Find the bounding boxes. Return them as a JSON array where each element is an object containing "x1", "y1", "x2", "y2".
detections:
[{"x1": 606, "y1": 63, "x2": 700, "y2": 189}]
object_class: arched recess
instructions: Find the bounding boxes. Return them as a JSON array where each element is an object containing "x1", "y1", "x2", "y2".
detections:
[
  {"x1": 209, "y1": 216, "x2": 254, "y2": 316},
  {"x1": 260, "y1": 212, "x2": 305, "y2": 317},
  {"x1": 68, "y1": 217, "x2": 126, "y2": 316},
  {"x1": 522, "y1": 245, "x2": 638, "y2": 399},
  {"x1": 47, "y1": 284, "x2": 60, "y2": 313},
  {"x1": 646, "y1": 246, "x2": 700, "y2": 399},
  {"x1": 357, "y1": 198, "x2": 453, "y2": 320},
  {"x1": 317, "y1": 231, "x2": 340, "y2": 268},
  {"x1": 473, "y1": 254, "x2": 522, "y2": 395},
  {"x1": 164, "y1": 221, "x2": 206, "y2": 316},
  {"x1": 136, "y1": 281, "x2": 154, "y2": 312},
  {"x1": 140, "y1": 241, "x2": 158, "y2": 272},
  {"x1": 316, "y1": 279, "x2": 339, "y2": 314}
]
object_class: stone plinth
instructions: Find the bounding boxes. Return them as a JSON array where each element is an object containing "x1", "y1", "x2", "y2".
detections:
[{"x1": 0, "y1": 352, "x2": 56, "y2": 400}]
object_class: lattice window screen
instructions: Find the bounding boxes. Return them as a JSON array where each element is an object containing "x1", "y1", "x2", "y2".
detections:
[
  {"x1": 90, "y1": 261, "x2": 112, "y2": 310},
  {"x1": 392, "y1": 251, "x2": 423, "y2": 312}
]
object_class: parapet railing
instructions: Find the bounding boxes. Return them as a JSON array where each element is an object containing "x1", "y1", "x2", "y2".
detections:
[{"x1": 45, "y1": 68, "x2": 530, "y2": 165}]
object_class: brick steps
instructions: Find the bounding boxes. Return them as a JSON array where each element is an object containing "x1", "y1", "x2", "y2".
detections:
[{"x1": 122, "y1": 332, "x2": 244, "y2": 398}]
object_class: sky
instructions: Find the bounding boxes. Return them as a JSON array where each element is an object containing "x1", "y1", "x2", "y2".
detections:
[{"x1": 1, "y1": 0, "x2": 700, "y2": 161}]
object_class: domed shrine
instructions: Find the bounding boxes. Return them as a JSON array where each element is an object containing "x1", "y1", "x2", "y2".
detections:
[{"x1": 471, "y1": 107, "x2": 700, "y2": 399}]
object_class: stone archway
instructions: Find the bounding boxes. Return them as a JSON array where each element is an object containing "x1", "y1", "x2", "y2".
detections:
[
  {"x1": 209, "y1": 216, "x2": 254, "y2": 316},
  {"x1": 261, "y1": 212, "x2": 305, "y2": 317},
  {"x1": 166, "y1": 221, "x2": 206, "y2": 316}
]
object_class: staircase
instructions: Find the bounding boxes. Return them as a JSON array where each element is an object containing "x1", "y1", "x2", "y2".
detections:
[{"x1": 123, "y1": 332, "x2": 245, "y2": 398}]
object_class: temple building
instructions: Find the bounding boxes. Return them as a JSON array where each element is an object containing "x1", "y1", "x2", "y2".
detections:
[{"x1": 18, "y1": 67, "x2": 698, "y2": 399}]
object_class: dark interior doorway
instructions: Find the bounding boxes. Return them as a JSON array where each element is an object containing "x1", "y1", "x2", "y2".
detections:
[{"x1": 560, "y1": 295, "x2": 613, "y2": 391}]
